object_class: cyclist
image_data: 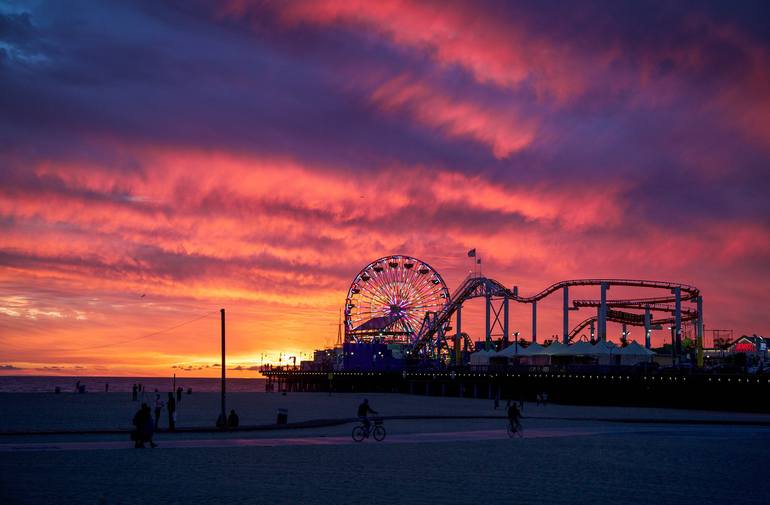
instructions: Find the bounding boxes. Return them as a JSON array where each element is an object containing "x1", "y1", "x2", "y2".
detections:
[
  {"x1": 507, "y1": 400, "x2": 522, "y2": 434},
  {"x1": 357, "y1": 398, "x2": 378, "y2": 434}
]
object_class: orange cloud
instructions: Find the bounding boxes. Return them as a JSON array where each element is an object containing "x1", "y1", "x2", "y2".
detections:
[{"x1": 2, "y1": 147, "x2": 768, "y2": 375}]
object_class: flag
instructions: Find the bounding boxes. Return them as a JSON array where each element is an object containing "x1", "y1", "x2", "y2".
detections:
[{"x1": 467, "y1": 248, "x2": 476, "y2": 257}]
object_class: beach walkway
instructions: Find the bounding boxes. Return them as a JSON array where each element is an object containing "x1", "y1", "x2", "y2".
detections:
[
  {"x1": 0, "y1": 425, "x2": 636, "y2": 452},
  {"x1": 3, "y1": 420, "x2": 769, "y2": 455}
]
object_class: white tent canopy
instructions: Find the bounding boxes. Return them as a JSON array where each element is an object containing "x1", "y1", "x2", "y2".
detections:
[
  {"x1": 494, "y1": 344, "x2": 521, "y2": 358},
  {"x1": 558, "y1": 341, "x2": 603, "y2": 355},
  {"x1": 617, "y1": 341, "x2": 655, "y2": 365},
  {"x1": 542, "y1": 341, "x2": 568, "y2": 355},
  {"x1": 470, "y1": 349, "x2": 495, "y2": 365},
  {"x1": 618, "y1": 341, "x2": 655, "y2": 356},
  {"x1": 479, "y1": 340, "x2": 655, "y2": 366},
  {"x1": 517, "y1": 343, "x2": 546, "y2": 356},
  {"x1": 495, "y1": 342, "x2": 547, "y2": 357}
]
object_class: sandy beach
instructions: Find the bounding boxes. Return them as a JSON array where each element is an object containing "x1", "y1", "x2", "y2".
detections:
[
  {"x1": 2, "y1": 391, "x2": 769, "y2": 433},
  {"x1": 1, "y1": 392, "x2": 770, "y2": 504}
]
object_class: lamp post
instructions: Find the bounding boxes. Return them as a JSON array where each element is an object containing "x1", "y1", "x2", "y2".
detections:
[{"x1": 218, "y1": 308, "x2": 226, "y2": 428}]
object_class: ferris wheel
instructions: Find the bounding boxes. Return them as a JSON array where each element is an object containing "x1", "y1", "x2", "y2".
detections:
[{"x1": 344, "y1": 255, "x2": 450, "y2": 344}]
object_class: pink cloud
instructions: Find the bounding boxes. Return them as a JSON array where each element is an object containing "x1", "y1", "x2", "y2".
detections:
[
  {"x1": 370, "y1": 75, "x2": 537, "y2": 158},
  {"x1": 272, "y1": 0, "x2": 594, "y2": 101}
]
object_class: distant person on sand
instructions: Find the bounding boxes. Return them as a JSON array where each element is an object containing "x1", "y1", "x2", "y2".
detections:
[
  {"x1": 507, "y1": 401, "x2": 522, "y2": 433},
  {"x1": 228, "y1": 409, "x2": 239, "y2": 428},
  {"x1": 167, "y1": 392, "x2": 176, "y2": 431},
  {"x1": 176, "y1": 386, "x2": 183, "y2": 403},
  {"x1": 357, "y1": 399, "x2": 378, "y2": 432},
  {"x1": 154, "y1": 394, "x2": 164, "y2": 429},
  {"x1": 132, "y1": 403, "x2": 157, "y2": 448},
  {"x1": 132, "y1": 384, "x2": 138, "y2": 401},
  {"x1": 105, "y1": 383, "x2": 109, "y2": 393},
  {"x1": 75, "y1": 380, "x2": 80, "y2": 393}
]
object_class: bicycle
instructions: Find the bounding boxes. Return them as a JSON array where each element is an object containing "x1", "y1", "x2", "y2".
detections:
[
  {"x1": 507, "y1": 419, "x2": 523, "y2": 438},
  {"x1": 352, "y1": 417, "x2": 386, "y2": 442}
]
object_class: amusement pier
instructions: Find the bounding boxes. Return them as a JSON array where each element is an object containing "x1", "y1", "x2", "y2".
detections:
[{"x1": 263, "y1": 255, "x2": 769, "y2": 412}]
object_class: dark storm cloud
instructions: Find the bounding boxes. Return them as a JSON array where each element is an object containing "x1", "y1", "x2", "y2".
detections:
[{"x1": 0, "y1": 1, "x2": 495, "y2": 176}]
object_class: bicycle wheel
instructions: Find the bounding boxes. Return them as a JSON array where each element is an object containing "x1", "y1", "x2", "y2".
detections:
[
  {"x1": 373, "y1": 425, "x2": 386, "y2": 441},
  {"x1": 352, "y1": 426, "x2": 366, "y2": 442}
]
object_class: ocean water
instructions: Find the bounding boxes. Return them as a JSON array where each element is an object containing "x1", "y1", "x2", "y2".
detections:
[{"x1": 0, "y1": 376, "x2": 266, "y2": 393}]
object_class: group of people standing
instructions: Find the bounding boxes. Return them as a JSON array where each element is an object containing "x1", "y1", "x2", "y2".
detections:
[
  {"x1": 132, "y1": 384, "x2": 185, "y2": 402},
  {"x1": 131, "y1": 386, "x2": 184, "y2": 448}
]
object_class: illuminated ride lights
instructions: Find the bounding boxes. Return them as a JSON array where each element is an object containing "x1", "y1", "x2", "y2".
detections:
[{"x1": 345, "y1": 255, "x2": 450, "y2": 345}]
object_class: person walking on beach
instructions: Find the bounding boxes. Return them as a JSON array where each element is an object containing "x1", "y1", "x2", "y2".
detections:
[
  {"x1": 357, "y1": 399, "x2": 378, "y2": 433},
  {"x1": 228, "y1": 409, "x2": 239, "y2": 428},
  {"x1": 176, "y1": 386, "x2": 183, "y2": 403},
  {"x1": 132, "y1": 384, "x2": 138, "y2": 401},
  {"x1": 105, "y1": 383, "x2": 109, "y2": 393},
  {"x1": 154, "y1": 393, "x2": 164, "y2": 429},
  {"x1": 167, "y1": 392, "x2": 176, "y2": 431},
  {"x1": 507, "y1": 400, "x2": 522, "y2": 434},
  {"x1": 132, "y1": 403, "x2": 157, "y2": 448}
]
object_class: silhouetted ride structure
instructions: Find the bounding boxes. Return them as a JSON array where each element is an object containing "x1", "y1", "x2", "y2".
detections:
[
  {"x1": 262, "y1": 256, "x2": 770, "y2": 413},
  {"x1": 344, "y1": 255, "x2": 703, "y2": 362},
  {"x1": 345, "y1": 255, "x2": 449, "y2": 344}
]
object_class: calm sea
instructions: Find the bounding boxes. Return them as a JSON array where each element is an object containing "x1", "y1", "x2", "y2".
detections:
[{"x1": 0, "y1": 376, "x2": 266, "y2": 393}]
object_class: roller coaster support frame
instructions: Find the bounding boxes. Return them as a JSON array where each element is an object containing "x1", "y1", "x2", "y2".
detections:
[
  {"x1": 674, "y1": 287, "x2": 682, "y2": 363},
  {"x1": 531, "y1": 301, "x2": 537, "y2": 343},
  {"x1": 436, "y1": 322, "x2": 444, "y2": 361},
  {"x1": 503, "y1": 295, "x2": 509, "y2": 347},
  {"x1": 563, "y1": 286, "x2": 569, "y2": 344},
  {"x1": 696, "y1": 296, "x2": 704, "y2": 368},
  {"x1": 455, "y1": 305, "x2": 462, "y2": 364},
  {"x1": 599, "y1": 282, "x2": 609, "y2": 342},
  {"x1": 590, "y1": 320, "x2": 595, "y2": 341},
  {"x1": 485, "y1": 285, "x2": 491, "y2": 351},
  {"x1": 644, "y1": 305, "x2": 651, "y2": 349}
]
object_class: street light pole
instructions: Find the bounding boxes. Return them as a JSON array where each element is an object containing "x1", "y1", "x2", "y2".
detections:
[{"x1": 220, "y1": 308, "x2": 226, "y2": 426}]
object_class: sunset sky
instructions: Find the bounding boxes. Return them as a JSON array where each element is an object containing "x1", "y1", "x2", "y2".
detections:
[{"x1": 1, "y1": 1, "x2": 770, "y2": 377}]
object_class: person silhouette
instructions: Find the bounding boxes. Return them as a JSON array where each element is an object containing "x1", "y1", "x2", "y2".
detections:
[
  {"x1": 132, "y1": 403, "x2": 157, "y2": 448},
  {"x1": 154, "y1": 393, "x2": 164, "y2": 429},
  {"x1": 167, "y1": 392, "x2": 176, "y2": 431},
  {"x1": 227, "y1": 409, "x2": 239, "y2": 428},
  {"x1": 357, "y1": 399, "x2": 378, "y2": 433}
]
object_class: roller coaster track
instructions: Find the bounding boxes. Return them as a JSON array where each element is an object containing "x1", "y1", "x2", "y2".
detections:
[
  {"x1": 513, "y1": 279, "x2": 699, "y2": 303},
  {"x1": 412, "y1": 275, "x2": 700, "y2": 352},
  {"x1": 572, "y1": 299, "x2": 697, "y2": 314},
  {"x1": 568, "y1": 312, "x2": 697, "y2": 341}
]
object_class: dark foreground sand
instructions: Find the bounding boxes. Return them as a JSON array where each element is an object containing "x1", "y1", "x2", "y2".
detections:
[{"x1": 1, "y1": 393, "x2": 768, "y2": 505}]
